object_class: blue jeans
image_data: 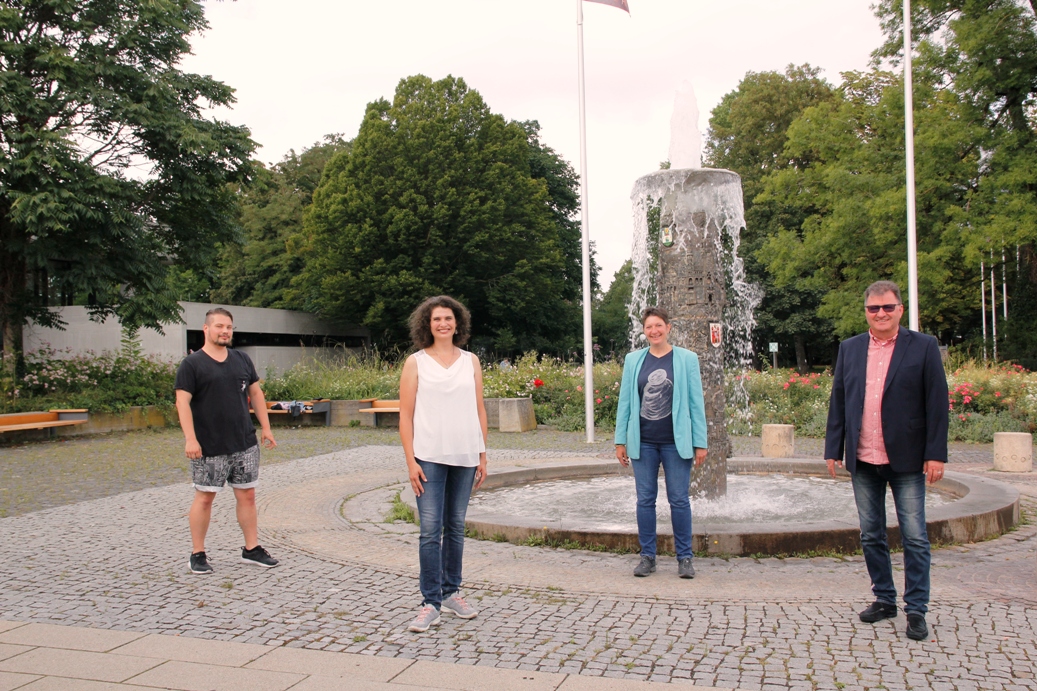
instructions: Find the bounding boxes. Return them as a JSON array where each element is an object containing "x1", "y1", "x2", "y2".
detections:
[
  {"x1": 851, "y1": 461, "x2": 931, "y2": 614},
  {"x1": 414, "y1": 460, "x2": 477, "y2": 609},
  {"x1": 631, "y1": 442, "x2": 693, "y2": 560}
]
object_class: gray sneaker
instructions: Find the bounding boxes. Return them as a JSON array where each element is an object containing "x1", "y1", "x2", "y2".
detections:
[
  {"x1": 678, "y1": 557, "x2": 696, "y2": 579},
  {"x1": 442, "y1": 594, "x2": 478, "y2": 619},
  {"x1": 407, "y1": 604, "x2": 441, "y2": 633},
  {"x1": 633, "y1": 555, "x2": 656, "y2": 577}
]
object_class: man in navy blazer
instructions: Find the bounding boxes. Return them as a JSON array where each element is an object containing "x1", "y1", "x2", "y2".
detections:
[{"x1": 825, "y1": 280, "x2": 948, "y2": 641}]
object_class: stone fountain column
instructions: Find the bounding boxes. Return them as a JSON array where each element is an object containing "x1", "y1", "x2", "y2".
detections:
[{"x1": 633, "y1": 168, "x2": 745, "y2": 498}]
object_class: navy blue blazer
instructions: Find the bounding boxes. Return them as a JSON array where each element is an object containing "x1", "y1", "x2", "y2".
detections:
[{"x1": 824, "y1": 327, "x2": 949, "y2": 474}]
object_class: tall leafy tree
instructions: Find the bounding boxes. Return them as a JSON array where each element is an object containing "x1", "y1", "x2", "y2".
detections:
[
  {"x1": 0, "y1": 0, "x2": 254, "y2": 371},
  {"x1": 874, "y1": 0, "x2": 1037, "y2": 362},
  {"x1": 757, "y1": 69, "x2": 980, "y2": 341},
  {"x1": 214, "y1": 135, "x2": 351, "y2": 308},
  {"x1": 592, "y1": 260, "x2": 633, "y2": 359},
  {"x1": 295, "y1": 75, "x2": 583, "y2": 353},
  {"x1": 704, "y1": 65, "x2": 835, "y2": 370}
]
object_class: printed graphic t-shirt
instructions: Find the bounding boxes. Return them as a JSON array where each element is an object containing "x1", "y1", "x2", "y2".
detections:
[
  {"x1": 175, "y1": 349, "x2": 259, "y2": 457},
  {"x1": 638, "y1": 350, "x2": 675, "y2": 445}
]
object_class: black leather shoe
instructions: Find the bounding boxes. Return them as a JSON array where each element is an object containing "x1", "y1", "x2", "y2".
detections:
[
  {"x1": 906, "y1": 613, "x2": 929, "y2": 640},
  {"x1": 858, "y1": 601, "x2": 897, "y2": 623}
]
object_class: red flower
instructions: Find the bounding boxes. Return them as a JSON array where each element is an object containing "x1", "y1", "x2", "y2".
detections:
[
  {"x1": 533, "y1": 378, "x2": 544, "y2": 388},
  {"x1": 596, "y1": 398, "x2": 603, "y2": 404},
  {"x1": 995, "y1": 391, "x2": 1002, "y2": 397}
]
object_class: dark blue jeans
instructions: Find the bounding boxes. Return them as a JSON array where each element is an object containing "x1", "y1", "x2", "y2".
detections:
[
  {"x1": 851, "y1": 461, "x2": 931, "y2": 614},
  {"x1": 631, "y1": 442, "x2": 693, "y2": 560},
  {"x1": 414, "y1": 460, "x2": 477, "y2": 609}
]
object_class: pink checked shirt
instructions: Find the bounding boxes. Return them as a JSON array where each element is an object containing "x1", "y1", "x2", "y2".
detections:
[{"x1": 857, "y1": 330, "x2": 898, "y2": 465}]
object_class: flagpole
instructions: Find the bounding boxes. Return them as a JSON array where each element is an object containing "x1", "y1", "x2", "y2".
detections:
[
  {"x1": 577, "y1": 0, "x2": 595, "y2": 442},
  {"x1": 904, "y1": 0, "x2": 920, "y2": 331}
]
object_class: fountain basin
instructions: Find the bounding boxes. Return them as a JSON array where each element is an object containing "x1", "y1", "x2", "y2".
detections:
[{"x1": 402, "y1": 457, "x2": 1020, "y2": 556}]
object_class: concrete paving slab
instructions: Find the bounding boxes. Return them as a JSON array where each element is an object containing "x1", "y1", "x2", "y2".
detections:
[
  {"x1": 287, "y1": 676, "x2": 452, "y2": 691},
  {"x1": 0, "y1": 670, "x2": 39, "y2": 691},
  {"x1": 124, "y1": 660, "x2": 305, "y2": 691},
  {"x1": 0, "y1": 647, "x2": 161, "y2": 682},
  {"x1": 392, "y1": 660, "x2": 565, "y2": 691},
  {"x1": 109, "y1": 633, "x2": 270, "y2": 666},
  {"x1": 0, "y1": 624, "x2": 26, "y2": 636},
  {"x1": 0, "y1": 624, "x2": 145, "y2": 652},
  {"x1": 0, "y1": 645, "x2": 33, "y2": 663},
  {"x1": 244, "y1": 645, "x2": 413, "y2": 680},
  {"x1": 17, "y1": 679, "x2": 132, "y2": 690}
]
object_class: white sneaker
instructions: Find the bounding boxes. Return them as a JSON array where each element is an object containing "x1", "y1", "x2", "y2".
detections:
[
  {"x1": 441, "y1": 594, "x2": 478, "y2": 619},
  {"x1": 407, "y1": 604, "x2": 441, "y2": 632}
]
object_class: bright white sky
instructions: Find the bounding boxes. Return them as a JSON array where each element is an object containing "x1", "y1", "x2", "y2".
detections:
[{"x1": 185, "y1": 0, "x2": 885, "y2": 290}]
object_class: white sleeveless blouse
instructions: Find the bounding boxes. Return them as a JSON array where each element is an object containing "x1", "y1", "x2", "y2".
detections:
[{"x1": 412, "y1": 349, "x2": 485, "y2": 467}]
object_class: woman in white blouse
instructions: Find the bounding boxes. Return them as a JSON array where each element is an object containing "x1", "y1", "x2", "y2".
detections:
[{"x1": 399, "y1": 295, "x2": 488, "y2": 633}]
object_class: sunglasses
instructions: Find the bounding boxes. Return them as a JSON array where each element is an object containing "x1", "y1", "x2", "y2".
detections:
[{"x1": 865, "y1": 304, "x2": 901, "y2": 314}]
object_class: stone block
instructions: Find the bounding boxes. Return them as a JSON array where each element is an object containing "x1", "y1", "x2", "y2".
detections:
[
  {"x1": 329, "y1": 399, "x2": 375, "y2": 427},
  {"x1": 761, "y1": 424, "x2": 795, "y2": 458},
  {"x1": 498, "y1": 397, "x2": 536, "y2": 432},
  {"x1": 484, "y1": 398, "x2": 501, "y2": 428},
  {"x1": 993, "y1": 432, "x2": 1032, "y2": 472}
]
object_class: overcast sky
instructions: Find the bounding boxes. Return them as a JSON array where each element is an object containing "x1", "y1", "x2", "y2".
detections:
[{"x1": 185, "y1": 0, "x2": 886, "y2": 289}]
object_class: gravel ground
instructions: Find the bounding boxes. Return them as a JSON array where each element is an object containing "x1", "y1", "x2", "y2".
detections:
[
  {"x1": 0, "y1": 426, "x2": 617, "y2": 517},
  {"x1": 0, "y1": 424, "x2": 1010, "y2": 518}
]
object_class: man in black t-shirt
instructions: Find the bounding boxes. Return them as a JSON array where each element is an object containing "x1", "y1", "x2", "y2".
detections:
[{"x1": 175, "y1": 307, "x2": 279, "y2": 574}]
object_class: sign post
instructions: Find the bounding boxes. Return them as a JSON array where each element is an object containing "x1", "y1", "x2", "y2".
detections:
[{"x1": 769, "y1": 342, "x2": 778, "y2": 370}]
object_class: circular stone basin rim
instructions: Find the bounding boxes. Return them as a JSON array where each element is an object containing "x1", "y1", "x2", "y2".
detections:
[{"x1": 401, "y1": 457, "x2": 1020, "y2": 557}]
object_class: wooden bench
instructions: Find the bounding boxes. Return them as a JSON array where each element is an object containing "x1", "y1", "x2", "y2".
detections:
[
  {"x1": 250, "y1": 399, "x2": 332, "y2": 426},
  {"x1": 358, "y1": 399, "x2": 400, "y2": 427},
  {"x1": 0, "y1": 409, "x2": 90, "y2": 437}
]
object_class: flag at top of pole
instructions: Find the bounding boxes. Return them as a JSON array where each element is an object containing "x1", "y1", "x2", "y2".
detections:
[
  {"x1": 585, "y1": 0, "x2": 629, "y2": 11},
  {"x1": 576, "y1": 0, "x2": 627, "y2": 442}
]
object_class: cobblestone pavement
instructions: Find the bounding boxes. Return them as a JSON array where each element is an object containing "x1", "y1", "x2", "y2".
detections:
[{"x1": 0, "y1": 439, "x2": 1034, "y2": 690}]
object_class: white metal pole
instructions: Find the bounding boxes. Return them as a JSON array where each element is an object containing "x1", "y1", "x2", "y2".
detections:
[
  {"x1": 1002, "y1": 246, "x2": 1008, "y2": 319},
  {"x1": 903, "y1": 0, "x2": 920, "y2": 332},
  {"x1": 980, "y1": 260, "x2": 987, "y2": 362},
  {"x1": 577, "y1": 0, "x2": 595, "y2": 442},
  {"x1": 990, "y1": 255, "x2": 998, "y2": 361}
]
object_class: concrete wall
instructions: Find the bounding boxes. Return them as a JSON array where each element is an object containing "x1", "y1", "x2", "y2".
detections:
[{"x1": 24, "y1": 302, "x2": 369, "y2": 374}]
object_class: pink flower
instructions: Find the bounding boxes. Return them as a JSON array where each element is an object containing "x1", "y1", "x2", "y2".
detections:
[
  {"x1": 963, "y1": 395, "x2": 972, "y2": 404},
  {"x1": 783, "y1": 383, "x2": 790, "y2": 390},
  {"x1": 596, "y1": 398, "x2": 603, "y2": 404},
  {"x1": 995, "y1": 391, "x2": 1002, "y2": 397},
  {"x1": 576, "y1": 385, "x2": 582, "y2": 392}
]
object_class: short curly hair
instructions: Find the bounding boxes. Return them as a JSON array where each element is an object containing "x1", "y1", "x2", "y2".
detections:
[{"x1": 408, "y1": 295, "x2": 472, "y2": 349}]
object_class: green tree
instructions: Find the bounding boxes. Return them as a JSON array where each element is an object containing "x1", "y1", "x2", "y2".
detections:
[
  {"x1": 704, "y1": 64, "x2": 836, "y2": 370},
  {"x1": 593, "y1": 260, "x2": 633, "y2": 359},
  {"x1": 213, "y1": 135, "x2": 351, "y2": 308},
  {"x1": 757, "y1": 69, "x2": 980, "y2": 341},
  {"x1": 0, "y1": 0, "x2": 254, "y2": 371},
  {"x1": 873, "y1": 0, "x2": 1037, "y2": 363},
  {"x1": 295, "y1": 75, "x2": 583, "y2": 353}
]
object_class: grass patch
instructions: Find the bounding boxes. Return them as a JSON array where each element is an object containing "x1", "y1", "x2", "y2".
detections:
[{"x1": 384, "y1": 490, "x2": 417, "y2": 525}]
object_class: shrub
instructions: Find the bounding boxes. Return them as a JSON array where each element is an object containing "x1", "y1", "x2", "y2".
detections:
[{"x1": 1, "y1": 344, "x2": 177, "y2": 414}]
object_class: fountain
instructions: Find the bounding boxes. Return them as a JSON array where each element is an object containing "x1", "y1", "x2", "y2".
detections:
[
  {"x1": 401, "y1": 83, "x2": 1021, "y2": 557},
  {"x1": 629, "y1": 81, "x2": 761, "y2": 498}
]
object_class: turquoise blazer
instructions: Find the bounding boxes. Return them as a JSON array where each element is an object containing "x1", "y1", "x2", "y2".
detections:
[{"x1": 614, "y1": 346, "x2": 708, "y2": 460}]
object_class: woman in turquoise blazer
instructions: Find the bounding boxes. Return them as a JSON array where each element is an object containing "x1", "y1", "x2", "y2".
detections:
[{"x1": 615, "y1": 307, "x2": 708, "y2": 579}]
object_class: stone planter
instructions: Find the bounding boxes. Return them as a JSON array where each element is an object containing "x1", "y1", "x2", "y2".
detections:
[
  {"x1": 993, "y1": 432, "x2": 1033, "y2": 472},
  {"x1": 326, "y1": 397, "x2": 535, "y2": 430},
  {"x1": 761, "y1": 424, "x2": 795, "y2": 458}
]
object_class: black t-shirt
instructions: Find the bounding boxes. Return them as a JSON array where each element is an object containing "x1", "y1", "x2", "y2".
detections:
[
  {"x1": 637, "y1": 350, "x2": 675, "y2": 445},
  {"x1": 175, "y1": 349, "x2": 259, "y2": 457}
]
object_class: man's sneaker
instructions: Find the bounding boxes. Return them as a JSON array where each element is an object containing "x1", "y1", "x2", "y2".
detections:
[
  {"x1": 633, "y1": 555, "x2": 656, "y2": 577},
  {"x1": 189, "y1": 551, "x2": 213, "y2": 574},
  {"x1": 408, "y1": 604, "x2": 441, "y2": 632},
  {"x1": 905, "y1": 612, "x2": 929, "y2": 640},
  {"x1": 859, "y1": 601, "x2": 897, "y2": 623},
  {"x1": 442, "y1": 594, "x2": 478, "y2": 619},
  {"x1": 241, "y1": 545, "x2": 279, "y2": 568},
  {"x1": 678, "y1": 557, "x2": 696, "y2": 579}
]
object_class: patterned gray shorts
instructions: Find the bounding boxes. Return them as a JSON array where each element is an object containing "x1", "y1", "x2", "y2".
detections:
[{"x1": 191, "y1": 444, "x2": 260, "y2": 492}]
